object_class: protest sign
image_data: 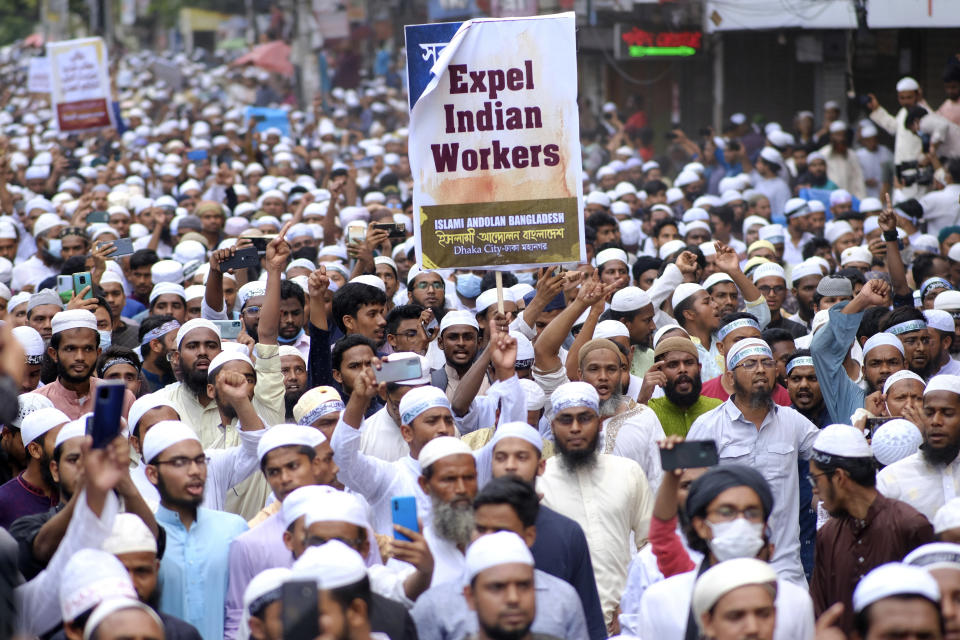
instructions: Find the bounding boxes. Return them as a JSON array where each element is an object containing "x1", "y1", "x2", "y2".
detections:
[
  {"x1": 407, "y1": 13, "x2": 584, "y2": 270},
  {"x1": 27, "y1": 57, "x2": 50, "y2": 94},
  {"x1": 47, "y1": 37, "x2": 115, "y2": 132},
  {"x1": 244, "y1": 106, "x2": 291, "y2": 136}
]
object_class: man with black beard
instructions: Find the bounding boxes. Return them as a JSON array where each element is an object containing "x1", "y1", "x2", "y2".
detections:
[
  {"x1": 279, "y1": 345, "x2": 307, "y2": 421},
  {"x1": 882, "y1": 306, "x2": 938, "y2": 379},
  {"x1": 138, "y1": 314, "x2": 180, "y2": 393},
  {"x1": 879, "y1": 374, "x2": 960, "y2": 521},
  {"x1": 688, "y1": 338, "x2": 819, "y2": 587},
  {"x1": 644, "y1": 337, "x2": 721, "y2": 437},
  {"x1": 537, "y1": 380, "x2": 653, "y2": 631}
]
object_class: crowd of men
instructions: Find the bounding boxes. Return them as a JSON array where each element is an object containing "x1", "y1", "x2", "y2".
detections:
[{"x1": 1, "y1": 40, "x2": 960, "y2": 640}]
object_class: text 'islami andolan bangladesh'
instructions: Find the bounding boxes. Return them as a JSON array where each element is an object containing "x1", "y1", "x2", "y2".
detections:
[{"x1": 430, "y1": 60, "x2": 560, "y2": 173}]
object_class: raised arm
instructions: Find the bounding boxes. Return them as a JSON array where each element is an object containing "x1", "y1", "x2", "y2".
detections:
[
  {"x1": 565, "y1": 298, "x2": 604, "y2": 382},
  {"x1": 879, "y1": 195, "x2": 911, "y2": 299},
  {"x1": 534, "y1": 276, "x2": 610, "y2": 372},
  {"x1": 258, "y1": 222, "x2": 294, "y2": 346}
]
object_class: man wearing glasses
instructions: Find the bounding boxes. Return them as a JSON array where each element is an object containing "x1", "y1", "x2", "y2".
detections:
[
  {"x1": 751, "y1": 263, "x2": 807, "y2": 338},
  {"x1": 406, "y1": 266, "x2": 447, "y2": 317},
  {"x1": 688, "y1": 337, "x2": 820, "y2": 587}
]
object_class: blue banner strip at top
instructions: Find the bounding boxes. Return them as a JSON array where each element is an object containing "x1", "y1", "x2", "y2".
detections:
[{"x1": 404, "y1": 21, "x2": 463, "y2": 111}]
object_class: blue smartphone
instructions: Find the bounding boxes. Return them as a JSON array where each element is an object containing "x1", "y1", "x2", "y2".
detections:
[
  {"x1": 391, "y1": 496, "x2": 419, "y2": 541},
  {"x1": 87, "y1": 380, "x2": 126, "y2": 448},
  {"x1": 186, "y1": 149, "x2": 208, "y2": 162}
]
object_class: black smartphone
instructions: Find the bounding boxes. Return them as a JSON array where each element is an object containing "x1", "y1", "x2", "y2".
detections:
[
  {"x1": 220, "y1": 246, "x2": 260, "y2": 270},
  {"x1": 249, "y1": 235, "x2": 276, "y2": 255},
  {"x1": 98, "y1": 237, "x2": 135, "y2": 257},
  {"x1": 281, "y1": 580, "x2": 319, "y2": 640},
  {"x1": 329, "y1": 167, "x2": 348, "y2": 179},
  {"x1": 865, "y1": 416, "x2": 897, "y2": 435},
  {"x1": 660, "y1": 440, "x2": 719, "y2": 471},
  {"x1": 373, "y1": 222, "x2": 406, "y2": 239},
  {"x1": 87, "y1": 380, "x2": 127, "y2": 449},
  {"x1": 86, "y1": 210, "x2": 109, "y2": 224}
]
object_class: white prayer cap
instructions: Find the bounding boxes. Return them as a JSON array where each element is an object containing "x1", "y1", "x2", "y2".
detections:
[
  {"x1": 665, "y1": 188, "x2": 684, "y2": 205},
  {"x1": 871, "y1": 419, "x2": 922, "y2": 467},
  {"x1": 208, "y1": 350, "x2": 254, "y2": 376},
  {"x1": 950, "y1": 244, "x2": 960, "y2": 263},
  {"x1": 475, "y1": 288, "x2": 516, "y2": 314},
  {"x1": 674, "y1": 171, "x2": 699, "y2": 188},
  {"x1": 419, "y1": 435, "x2": 473, "y2": 472},
  {"x1": 585, "y1": 191, "x2": 611, "y2": 207},
  {"x1": 21, "y1": 406, "x2": 70, "y2": 444},
  {"x1": 758, "y1": 147, "x2": 783, "y2": 166},
  {"x1": 303, "y1": 489, "x2": 370, "y2": 530},
  {"x1": 550, "y1": 381, "x2": 599, "y2": 414},
  {"x1": 935, "y1": 290, "x2": 960, "y2": 312},
  {"x1": 859, "y1": 197, "x2": 883, "y2": 213},
  {"x1": 751, "y1": 262, "x2": 786, "y2": 284},
  {"x1": 83, "y1": 597, "x2": 163, "y2": 640},
  {"x1": 51, "y1": 309, "x2": 98, "y2": 335},
  {"x1": 595, "y1": 319, "x2": 630, "y2": 340},
  {"x1": 863, "y1": 216, "x2": 880, "y2": 235},
  {"x1": 490, "y1": 421, "x2": 543, "y2": 453},
  {"x1": 440, "y1": 309, "x2": 479, "y2": 334},
  {"x1": 282, "y1": 484, "x2": 339, "y2": 529},
  {"x1": 244, "y1": 567, "x2": 291, "y2": 616},
  {"x1": 692, "y1": 558, "x2": 778, "y2": 620},
  {"x1": 658, "y1": 239, "x2": 686, "y2": 260},
  {"x1": 349, "y1": 274, "x2": 386, "y2": 293},
  {"x1": 840, "y1": 246, "x2": 873, "y2": 266},
  {"x1": 148, "y1": 282, "x2": 186, "y2": 304},
  {"x1": 466, "y1": 531, "x2": 534, "y2": 580},
  {"x1": 862, "y1": 332, "x2": 904, "y2": 357},
  {"x1": 882, "y1": 370, "x2": 925, "y2": 396},
  {"x1": 127, "y1": 393, "x2": 179, "y2": 436},
  {"x1": 257, "y1": 423, "x2": 327, "y2": 462},
  {"x1": 897, "y1": 77, "x2": 920, "y2": 92},
  {"x1": 102, "y1": 513, "x2": 157, "y2": 555},
  {"x1": 141, "y1": 420, "x2": 201, "y2": 464},
  {"x1": 726, "y1": 337, "x2": 773, "y2": 370},
  {"x1": 27, "y1": 197, "x2": 55, "y2": 214},
  {"x1": 151, "y1": 259, "x2": 184, "y2": 284},
  {"x1": 730, "y1": 113, "x2": 747, "y2": 125},
  {"x1": 279, "y1": 345, "x2": 306, "y2": 363},
  {"x1": 682, "y1": 207, "x2": 710, "y2": 223},
  {"x1": 926, "y1": 375, "x2": 960, "y2": 397},
  {"x1": 509, "y1": 283, "x2": 535, "y2": 300},
  {"x1": 60, "y1": 549, "x2": 137, "y2": 621},
  {"x1": 175, "y1": 318, "x2": 221, "y2": 348},
  {"x1": 925, "y1": 310, "x2": 955, "y2": 333},
  {"x1": 653, "y1": 324, "x2": 688, "y2": 347},
  {"x1": 684, "y1": 220, "x2": 711, "y2": 236},
  {"x1": 519, "y1": 378, "x2": 546, "y2": 411},
  {"x1": 742, "y1": 215, "x2": 769, "y2": 234},
  {"x1": 12, "y1": 325, "x2": 44, "y2": 363},
  {"x1": 829, "y1": 189, "x2": 853, "y2": 206},
  {"x1": 610, "y1": 286, "x2": 651, "y2": 313},
  {"x1": 14, "y1": 393, "x2": 54, "y2": 429},
  {"x1": 33, "y1": 212, "x2": 64, "y2": 238},
  {"x1": 399, "y1": 385, "x2": 452, "y2": 426},
  {"x1": 671, "y1": 283, "x2": 705, "y2": 309},
  {"x1": 611, "y1": 201, "x2": 631, "y2": 217},
  {"x1": 8, "y1": 291, "x2": 30, "y2": 313},
  {"x1": 853, "y1": 563, "x2": 940, "y2": 613},
  {"x1": 783, "y1": 197, "x2": 810, "y2": 218},
  {"x1": 54, "y1": 418, "x2": 87, "y2": 449},
  {"x1": 720, "y1": 190, "x2": 744, "y2": 205},
  {"x1": 935, "y1": 500, "x2": 960, "y2": 535},
  {"x1": 373, "y1": 256, "x2": 398, "y2": 272},
  {"x1": 703, "y1": 273, "x2": 734, "y2": 291},
  {"x1": 812, "y1": 424, "x2": 872, "y2": 459},
  {"x1": 757, "y1": 224, "x2": 784, "y2": 244},
  {"x1": 596, "y1": 248, "x2": 629, "y2": 267},
  {"x1": 237, "y1": 281, "x2": 267, "y2": 308},
  {"x1": 860, "y1": 124, "x2": 879, "y2": 138},
  {"x1": 291, "y1": 540, "x2": 367, "y2": 589},
  {"x1": 184, "y1": 284, "x2": 205, "y2": 302},
  {"x1": 905, "y1": 542, "x2": 960, "y2": 571},
  {"x1": 512, "y1": 332, "x2": 534, "y2": 364},
  {"x1": 811, "y1": 309, "x2": 832, "y2": 336},
  {"x1": 829, "y1": 120, "x2": 847, "y2": 133},
  {"x1": 824, "y1": 220, "x2": 855, "y2": 245}
]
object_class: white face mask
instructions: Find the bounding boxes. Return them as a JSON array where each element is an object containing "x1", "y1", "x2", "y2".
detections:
[
  {"x1": 706, "y1": 517, "x2": 765, "y2": 561},
  {"x1": 98, "y1": 330, "x2": 112, "y2": 350}
]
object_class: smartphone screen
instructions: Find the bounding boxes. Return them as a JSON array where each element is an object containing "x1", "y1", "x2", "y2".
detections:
[
  {"x1": 281, "y1": 581, "x2": 319, "y2": 640},
  {"x1": 88, "y1": 380, "x2": 127, "y2": 448},
  {"x1": 659, "y1": 440, "x2": 719, "y2": 471},
  {"x1": 375, "y1": 356, "x2": 423, "y2": 384}
]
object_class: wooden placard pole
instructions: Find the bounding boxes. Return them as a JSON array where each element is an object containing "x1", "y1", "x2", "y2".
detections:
[{"x1": 495, "y1": 271, "x2": 504, "y2": 314}]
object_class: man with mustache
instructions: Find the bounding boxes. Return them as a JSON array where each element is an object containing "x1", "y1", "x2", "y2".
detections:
[
  {"x1": 644, "y1": 337, "x2": 722, "y2": 438},
  {"x1": 784, "y1": 350, "x2": 831, "y2": 428},
  {"x1": 687, "y1": 338, "x2": 820, "y2": 586},
  {"x1": 279, "y1": 345, "x2": 307, "y2": 421}
]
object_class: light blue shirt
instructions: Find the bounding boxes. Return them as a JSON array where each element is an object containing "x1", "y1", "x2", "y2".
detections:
[
  {"x1": 811, "y1": 301, "x2": 865, "y2": 424},
  {"x1": 156, "y1": 505, "x2": 248, "y2": 640}
]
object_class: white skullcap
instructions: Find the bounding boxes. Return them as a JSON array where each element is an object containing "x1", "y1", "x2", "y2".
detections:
[
  {"x1": 551, "y1": 381, "x2": 599, "y2": 414},
  {"x1": 512, "y1": 332, "x2": 535, "y2": 365},
  {"x1": 475, "y1": 288, "x2": 516, "y2": 313},
  {"x1": 871, "y1": 419, "x2": 922, "y2": 467},
  {"x1": 279, "y1": 345, "x2": 306, "y2": 363},
  {"x1": 419, "y1": 435, "x2": 473, "y2": 472},
  {"x1": 934, "y1": 290, "x2": 960, "y2": 312},
  {"x1": 925, "y1": 310, "x2": 955, "y2": 333},
  {"x1": 83, "y1": 597, "x2": 163, "y2": 640},
  {"x1": 519, "y1": 378, "x2": 546, "y2": 411},
  {"x1": 863, "y1": 332, "x2": 905, "y2": 357},
  {"x1": 863, "y1": 216, "x2": 881, "y2": 236},
  {"x1": 674, "y1": 171, "x2": 700, "y2": 188},
  {"x1": 490, "y1": 421, "x2": 543, "y2": 453},
  {"x1": 726, "y1": 337, "x2": 773, "y2": 370},
  {"x1": 840, "y1": 246, "x2": 873, "y2": 266},
  {"x1": 611, "y1": 286, "x2": 651, "y2": 313},
  {"x1": 934, "y1": 500, "x2": 960, "y2": 534},
  {"x1": 897, "y1": 77, "x2": 920, "y2": 92},
  {"x1": 882, "y1": 370, "x2": 925, "y2": 396},
  {"x1": 14, "y1": 393, "x2": 54, "y2": 429},
  {"x1": 658, "y1": 239, "x2": 686, "y2": 260},
  {"x1": 21, "y1": 406, "x2": 70, "y2": 445},
  {"x1": 53, "y1": 414, "x2": 88, "y2": 449},
  {"x1": 351, "y1": 274, "x2": 387, "y2": 292},
  {"x1": 742, "y1": 215, "x2": 769, "y2": 234},
  {"x1": 184, "y1": 284, "x2": 205, "y2": 301},
  {"x1": 509, "y1": 283, "x2": 535, "y2": 300},
  {"x1": 60, "y1": 548, "x2": 137, "y2": 621},
  {"x1": 596, "y1": 248, "x2": 629, "y2": 267},
  {"x1": 399, "y1": 385, "x2": 452, "y2": 426},
  {"x1": 811, "y1": 309, "x2": 831, "y2": 336},
  {"x1": 757, "y1": 224, "x2": 784, "y2": 244},
  {"x1": 824, "y1": 221, "x2": 855, "y2": 245},
  {"x1": 859, "y1": 197, "x2": 883, "y2": 213},
  {"x1": 684, "y1": 221, "x2": 711, "y2": 237},
  {"x1": 127, "y1": 393, "x2": 179, "y2": 436},
  {"x1": 208, "y1": 350, "x2": 253, "y2": 376},
  {"x1": 611, "y1": 201, "x2": 631, "y2": 217},
  {"x1": 303, "y1": 489, "x2": 370, "y2": 530},
  {"x1": 682, "y1": 207, "x2": 710, "y2": 223},
  {"x1": 905, "y1": 542, "x2": 960, "y2": 572},
  {"x1": 466, "y1": 531, "x2": 534, "y2": 580},
  {"x1": 853, "y1": 563, "x2": 940, "y2": 613},
  {"x1": 257, "y1": 423, "x2": 326, "y2": 462},
  {"x1": 12, "y1": 325, "x2": 44, "y2": 363},
  {"x1": 141, "y1": 420, "x2": 201, "y2": 464},
  {"x1": 150, "y1": 260, "x2": 184, "y2": 284},
  {"x1": 759, "y1": 147, "x2": 783, "y2": 166},
  {"x1": 812, "y1": 424, "x2": 873, "y2": 459},
  {"x1": 830, "y1": 189, "x2": 853, "y2": 206},
  {"x1": 751, "y1": 263, "x2": 786, "y2": 284},
  {"x1": 291, "y1": 540, "x2": 367, "y2": 589},
  {"x1": 672, "y1": 283, "x2": 705, "y2": 309},
  {"x1": 595, "y1": 319, "x2": 630, "y2": 340},
  {"x1": 102, "y1": 513, "x2": 157, "y2": 555},
  {"x1": 692, "y1": 558, "x2": 778, "y2": 620},
  {"x1": 282, "y1": 485, "x2": 339, "y2": 529},
  {"x1": 653, "y1": 324, "x2": 688, "y2": 347},
  {"x1": 829, "y1": 121, "x2": 847, "y2": 133},
  {"x1": 244, "y1": 567, "x2": 291, "y2": 616},
  {"x1": 149, "y1": 282, "x2": 186, "y2": 304},
  {"x1": 51, "y1": 309, "x2": 98, "y2": 335},
  {"x1": 720, "y1": 190, "x2": 744, "y2": 205},
  {"x1": 237, "y1": 281, "x2": 267, "y2": 308},
  {"x1": 585, "y1": 191, "x2": 611, "y2": 207},
  {"x1": 175, "y1": 318, "x2": 221, "y2": 348},
  {"x1": 374, "y1": 256, "x2": 398, "y2": 272},
  {"x1": 703, "y1": 273, "x2": 734, "y2": 291},
  {"x1": 926, "y1": 375, "x2": 960, "y2": 397},
  {"x1": 33, "y1": 213, "x2": 62, "y2": 239},
  {"x1": 440, "y1": 309, "x2": 479, "y2": 334},
  {"x1": 784, "y1": 197, "x2": 811, "y2": 218}
]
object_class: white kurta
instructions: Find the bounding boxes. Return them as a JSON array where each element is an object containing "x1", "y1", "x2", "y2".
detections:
[
  {"x1": 877, "y1": 452, "x2": 960, "y2": 521},
  {"x1": 360, "y1": 406, "x2": 410, "y2": 462}
]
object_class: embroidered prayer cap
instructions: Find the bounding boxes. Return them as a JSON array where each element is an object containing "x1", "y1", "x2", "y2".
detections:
[
  {"x1": 466, "y1": 531, "x2": 534, "y2": 580},
  {"x1": 127, "y1": 393, "x2": 179, "y2": 435},
  {"x1": 440, "y1": 309, "x2": 479, "y2": 334},
  {"x1": 244, "y1": 567, "x2": 292, "y2": 617},
  {"x1": 282, "y1": 485, "x2": 339, "y2": 529},
  {"x1": 257, "y1": 423, "x2": 327, "y2": 462},
  {"x1": 519, "y1": 378, "x2": 546, "y2": 411},
  {"x1": 12, "y1": 325, "x2": 44, "y2": 364},
  {"x1": 882, "y1": 370, "x2": 924, "y2": 396},
  {"x1": 141, "y1": 420, "x2": 201, "y2": 464},
  {"x1": 293, "y1": 386, "x2": 345, "y2": 425},
  {"x1": 816, "y1": 276, "x2": 853, "y2": 298},
  {"x1": 853, "y1": 563, "x2": 940, "y2": 613},
  {"x1": 725, "y1": 337, "x2": 772, "y2": 370},
  {"x1": 871, "y1": 419, "x2": 922, "y2": 467},
  {"x1": 905, "y1": 542, "x2": 960, "y2": 571},
  {"x1": 550, "y1": 381, "x2": 599, "y2": 415},
  {"x1": 175, "y1": 318, "x2": 221, "y2": 349},
  {"x1": 418, "y1": 435, "x2": 473, "y2": 472},
  {"x1": 21, "y1": 407, "x2": 70, "y2": 445},
  {"x1": 751, "y1": 263, "x2": 786, "y2": 284},
  {"x1": 513, "y1": 333, "x2": 534, "y2": 366},
  {"x1": 13, "y1": 393, "x2": 54, "y2": 429},
  {"x1": 237, "y1": 281, "x2": 267, "y2": 308},
  {"x1": 671, "y1": 283, "x2": 705, "y2": 310},
  {"x1": 693, "y1": 558, "x2": 777, "y2": 621},
  {"x1": 490, "y1": 421, "x2": 543, "y2": 453},
  {"x1": 812, "y1": 424, "x2": 872, "y2": 460},
  {"x1": 60, "y1": 549, "x2": 137, "y2": 621},
  {"x1": 840, "y1": 246, "x2": 873, "y2": 267},
  {"x1": 399, "y1": 384, "x2": 452, "y2": 427},
  {"x1": 102, "y1": 513, "x2": 157, "y2": 555},
  {"x1": 51, "y1": 309, "x2": 98, "y2": 335},
  {"x1": 291, "y1": 540, "x2": 367, "y2": 589},
  {"x1": 611, "y1": 286, "x2": 651, "y2": 312},
  {"x1": 925, "y1": 375, "x2": 960, "y2": 397},
  {"x1": 863, "y1": 333, "x2": 905, "y2": 357}
]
